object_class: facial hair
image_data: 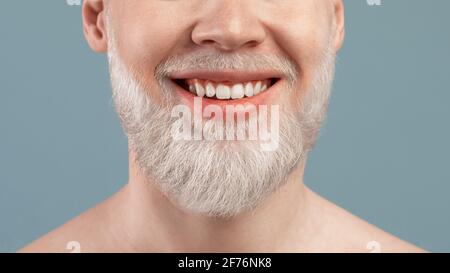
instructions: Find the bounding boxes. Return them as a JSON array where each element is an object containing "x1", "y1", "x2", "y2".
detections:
[{"x1": 105, "y1": 19, "x2": 336, "y2": 218}]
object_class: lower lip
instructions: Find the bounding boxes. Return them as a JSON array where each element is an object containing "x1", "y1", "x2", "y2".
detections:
[{"x1": 170, "y1": 80, "x2": 283, "y2": 114}]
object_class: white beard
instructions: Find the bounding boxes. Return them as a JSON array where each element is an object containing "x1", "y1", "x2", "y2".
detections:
[{"x1": 106, "y1": 24, "x2": 335, "y2": 218}]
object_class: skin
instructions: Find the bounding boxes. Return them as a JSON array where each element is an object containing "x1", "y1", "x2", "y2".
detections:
[{"x1": 20, "y1": 0, "x2": 424, "y2": 252}]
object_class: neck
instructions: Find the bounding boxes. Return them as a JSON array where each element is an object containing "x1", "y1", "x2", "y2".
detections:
[{"x1": 113, "y1": 147, "x2": 316, "y2": 252}]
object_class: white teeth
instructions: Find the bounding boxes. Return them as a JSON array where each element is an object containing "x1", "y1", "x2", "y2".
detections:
[
  {"x1": 244, "y1": 82, "x2": 254, "y2": 97},
  {"x1": 186, "y1": 80, "x2": 272, "y2": 99},
  {"x1": 195, "y1": 82, "x2": 205, "y2": 97},
  {"x1": 216, "y1": 84, "x2": 231, "y2": 99},
  {"x1": 231, "y1": 84, "x2": 245, "y2": 99},
  {"x1": 205, "y1": 82, "x2": 215, "y2": 98},
  {"x1": 253, "y1": 81, "x2": 262, "y2": 95}
]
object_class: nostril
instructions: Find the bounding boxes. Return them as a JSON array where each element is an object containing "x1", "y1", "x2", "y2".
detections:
[
  {"x1": 201, "y1": 39, "x2": 217, "y2": 46},
  {"x1": 193, "y1": 32, "x2": 264, "y2": 51}
]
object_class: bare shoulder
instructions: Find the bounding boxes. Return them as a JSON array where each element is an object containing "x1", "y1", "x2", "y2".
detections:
[
  {"x1": 306, "y1": 189, "x2": 427, "y2": 253},
  {"x1": 18, "y1": 196, "x2": 118, "y2": 253},
  {"x1": 339, "y1": 212, "x2": 426, "y2": 253}
]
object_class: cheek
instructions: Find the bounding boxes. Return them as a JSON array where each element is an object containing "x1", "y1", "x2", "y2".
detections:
[
  {"x1": 117, "y1": 32, "x2": 167, "y2": 103},
  {"x1": 112, "y1": 12, "x2": 188, "y2": 101},
  {"x1": 272, "y1": 20, "x2": 332, "y2": 109}
]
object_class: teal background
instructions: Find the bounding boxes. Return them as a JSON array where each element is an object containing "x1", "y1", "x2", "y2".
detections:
[{"x1": 1, "y1": 0, "x2": 449, "y2": 252}]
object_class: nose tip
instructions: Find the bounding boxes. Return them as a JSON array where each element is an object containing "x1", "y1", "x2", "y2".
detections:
[{"x1": 191, "y1": 3, "x2": 266, "y2": 51}]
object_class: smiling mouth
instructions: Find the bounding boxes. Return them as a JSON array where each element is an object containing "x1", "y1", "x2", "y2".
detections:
[{"x1": 172, "y1": 78, "x2": 280, "y2": 100}]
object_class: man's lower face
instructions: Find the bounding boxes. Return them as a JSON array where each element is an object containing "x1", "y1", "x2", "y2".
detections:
[{"x1": 107, "y1": 31, "x2": 335, "y2": 218}]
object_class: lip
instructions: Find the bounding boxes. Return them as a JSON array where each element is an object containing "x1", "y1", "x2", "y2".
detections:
[
  {"x1": 169, "y1": 69, "x2": 285, "y2": 84},
  {"x1": 168, "y1": 75, "x2": 283, "y2": 116},
  {"x1": 168, "y1": 70, "x2": 284, "y2": 113}
]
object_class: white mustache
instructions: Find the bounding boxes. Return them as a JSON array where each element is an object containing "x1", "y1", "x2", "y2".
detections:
[{"x1": 154, "y1": 51, "x2": 299, "y2": 87}]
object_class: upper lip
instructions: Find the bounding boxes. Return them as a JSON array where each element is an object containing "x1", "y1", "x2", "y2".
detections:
[{"x1": 169, "y1": 69, "x2": 283, "y2": 83}]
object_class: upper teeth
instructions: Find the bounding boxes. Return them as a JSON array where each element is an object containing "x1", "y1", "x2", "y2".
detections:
[{"x1": 185, "y1": 79, "x2": 271, "y2": 100}]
